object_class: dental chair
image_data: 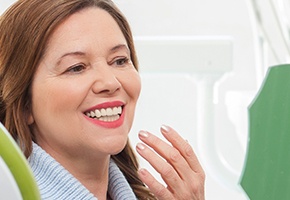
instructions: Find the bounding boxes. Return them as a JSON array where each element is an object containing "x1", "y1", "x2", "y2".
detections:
[
  {"x1": 0, "y1": 123, "x2": 40, "y2": 200},
  {"x1": 241, "y1": 64, "x2": 290, "y2": 199}
]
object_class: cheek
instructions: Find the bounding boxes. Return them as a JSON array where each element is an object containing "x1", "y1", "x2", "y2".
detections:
[
  {"x1": 125, "y1": 71, "x2": 141, "y2": 101},
  {"x1": 31, "y1": 80, "x2": 87, "y2": 117}
]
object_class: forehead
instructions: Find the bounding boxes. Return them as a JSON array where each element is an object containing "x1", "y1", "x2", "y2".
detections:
[{"x1": 45, "y1": 7, "x2": 127, "y2": 55}]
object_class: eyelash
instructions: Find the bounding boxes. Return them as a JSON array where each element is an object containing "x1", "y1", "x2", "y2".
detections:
[
  {"x1": 63, "y1": 57, "x2": 130, "y2": 74},
  {"x1": 113, "y1": 57, "x2": 130, "y2": 66},
  {"x1": 65, "y1": 64, "x2": 86, "y2": 74}
]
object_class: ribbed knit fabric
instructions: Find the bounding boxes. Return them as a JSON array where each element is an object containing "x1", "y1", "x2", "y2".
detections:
[{"x1": 28, "y1": 143, "x2": 137, "y2": 200}]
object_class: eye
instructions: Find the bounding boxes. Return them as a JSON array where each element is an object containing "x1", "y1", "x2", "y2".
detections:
[
  {"x1": 65, "y1": 64, "x2": 86, "y2": 74},
  {"x1": 114, "y1": 57, "x2": 130, "y2": 66}
]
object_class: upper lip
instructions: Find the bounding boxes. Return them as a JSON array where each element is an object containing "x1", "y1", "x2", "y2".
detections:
[{"x1": 84, "y1": 100, "x2": 125, "y2": 113}]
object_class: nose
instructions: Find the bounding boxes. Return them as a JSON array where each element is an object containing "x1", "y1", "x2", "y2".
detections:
[{"x1": 91, "y1": 65, "x2": 121, "y2": 95}]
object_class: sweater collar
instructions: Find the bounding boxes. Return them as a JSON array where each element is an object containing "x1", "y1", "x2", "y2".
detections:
[{"x1": 28, "y1": 142, "x2": 137, "y2": 200}]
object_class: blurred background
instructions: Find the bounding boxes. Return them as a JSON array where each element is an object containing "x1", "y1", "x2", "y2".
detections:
[{"x1": 1, "y1": 0, "x2": 290, "y2": 199}]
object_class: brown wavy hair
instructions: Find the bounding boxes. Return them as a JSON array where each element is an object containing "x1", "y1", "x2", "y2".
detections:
[{"x1": 0, "y1": 0, "x2": 155, "y2": 199}]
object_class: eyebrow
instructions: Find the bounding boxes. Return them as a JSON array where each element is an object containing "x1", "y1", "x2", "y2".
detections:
[
  {"x1": 56, "y1": 51, "x2": 86, "y2": 66},
  {"x1": 56, "y1": 44, "x2": 130, "y2": 65},
  {"x1": 110, "y1": 44, "x2": 130, "y2": 54}
]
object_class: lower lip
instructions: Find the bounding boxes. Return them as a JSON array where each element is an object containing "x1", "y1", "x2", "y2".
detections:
[{"x1": 84, "y1": 108, "x2": 125, "y2": 128}]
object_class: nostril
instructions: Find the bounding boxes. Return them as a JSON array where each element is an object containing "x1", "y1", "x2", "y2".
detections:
[
  {"x1": 91, "y1": 77, "x2": 121, "y2": 95},
  {"x1": 99, "y1": 86, "x2": 120, "y2": 95}
]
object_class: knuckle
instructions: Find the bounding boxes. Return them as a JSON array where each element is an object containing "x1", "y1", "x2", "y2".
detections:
[
  {"x1": 200, "y1": 170, "x2": 206, "y2": 180},
  {"x1": 184, "y1": 142, "x2": 194, "y2": 157},
  {"x1": 169, "y1": 149, "x2": 182, "y2": 162},
  {"x1": 161, "y1": 165, "x2": 174, "y2": 178},
  {"x1": 154, "y1": 186, "x2": 168, "y2": 197},
  {"x1": 189, "y1": 179, "x2": 205, "y2": 197},
  {"x1": 198, "y1": 168, "x2": 206, "y2": 182}
]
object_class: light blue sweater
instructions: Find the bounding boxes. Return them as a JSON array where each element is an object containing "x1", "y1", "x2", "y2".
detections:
[{"x1": 28, "y1": 143, "x2": 137, "y2": 200}]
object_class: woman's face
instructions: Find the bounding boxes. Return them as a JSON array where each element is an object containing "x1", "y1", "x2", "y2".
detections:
[{"x1": 28, "y1": 8, "x2": 141, "y2": 160}]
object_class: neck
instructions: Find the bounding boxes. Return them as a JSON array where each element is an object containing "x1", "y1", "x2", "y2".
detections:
[
  {"x1": 37, "y1": 141, "x2": 111, "y2": 199},
  {"x1": 74, "y1": 157, "x2": 110, "y2": 199},
  {"x1": 63, "y1": 155, "x2": 111, "y2": 199}
]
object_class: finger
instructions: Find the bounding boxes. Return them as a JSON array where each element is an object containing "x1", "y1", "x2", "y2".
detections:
[
  {"x1": 138, "y1": 130, "x2": 191, "y2": 180},
  {"x1": 136, "y1": 142, "x2": 184, "y2": 192},
  {"x1": 160, "y1": 125, "x2": 204, "y2": 174},
  {"x1": 137, "y1": 130, "x2": 206, "y2": 200},
  {"x1": 137, "y1": 168, "x2": 173, "y2": 200}
]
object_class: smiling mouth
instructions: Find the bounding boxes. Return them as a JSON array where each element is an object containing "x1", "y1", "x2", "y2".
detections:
[{"x1": 84, "y1": 106, "x2": 123, "y2": 122}]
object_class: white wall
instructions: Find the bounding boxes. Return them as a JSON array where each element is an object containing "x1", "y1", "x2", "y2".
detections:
[{"x1": 1, "y1": 0, "x2": 289, "y2": 199}]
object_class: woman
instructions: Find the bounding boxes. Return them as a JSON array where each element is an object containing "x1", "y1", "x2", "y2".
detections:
[{"x1": 0, "y1": 0, "x2": 205, "y2": 199}]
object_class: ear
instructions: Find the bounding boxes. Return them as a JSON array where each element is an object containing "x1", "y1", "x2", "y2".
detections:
[
  {"x1": 27, "y1": 113, "x2": 34, "y2": 125},
  {"x1": 25, "y1": 101, "x2": 34, "y2": 125}
]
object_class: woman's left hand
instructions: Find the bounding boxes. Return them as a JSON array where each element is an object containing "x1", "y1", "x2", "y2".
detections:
[{"x1": 136, "y1": 125, "x2": 205, "y2": 200}]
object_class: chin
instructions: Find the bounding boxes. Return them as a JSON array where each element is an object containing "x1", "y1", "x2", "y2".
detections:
[{"x1": 109, "y1": 139, "x2": 128, "y2": 156}]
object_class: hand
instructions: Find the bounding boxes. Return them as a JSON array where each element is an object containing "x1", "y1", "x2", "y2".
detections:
[{"x1": 136, "y1": 125, "x2": 205, "y2": 200}]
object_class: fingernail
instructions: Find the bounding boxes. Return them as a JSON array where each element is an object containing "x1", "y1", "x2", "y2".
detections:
[
  {"x1": 139, "y1": 130, "x2": 149, "y2": 138},
  {"x1": 136, "y1": 143, "x2": 145, "y2": 150},
  {"x1": 161, "y1": 124, "x2": 170, "y2": 133}
]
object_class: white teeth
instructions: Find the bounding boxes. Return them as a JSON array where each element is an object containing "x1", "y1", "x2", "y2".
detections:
[
  {"x1": 106, "y1": 108, "x2": 113, "y2": 116},
  {"x1": 85, "y1": 106, "x2": 122, "y2": 120},
  {"x1": 98, "y1": 115, "x2": 120, "y2": 122},
  {"x1": 95, "y1": 109, "x2": 101, "y2": 118},
  {"x1": 90, "y1": 111, "x2": 95, "y2": 117},
  {"x1": 113, "y1": 107, "x2": 118, "y2": 113},
  {"x1": 101, "y1": 108, "x2": 106, "y2": 116}
]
